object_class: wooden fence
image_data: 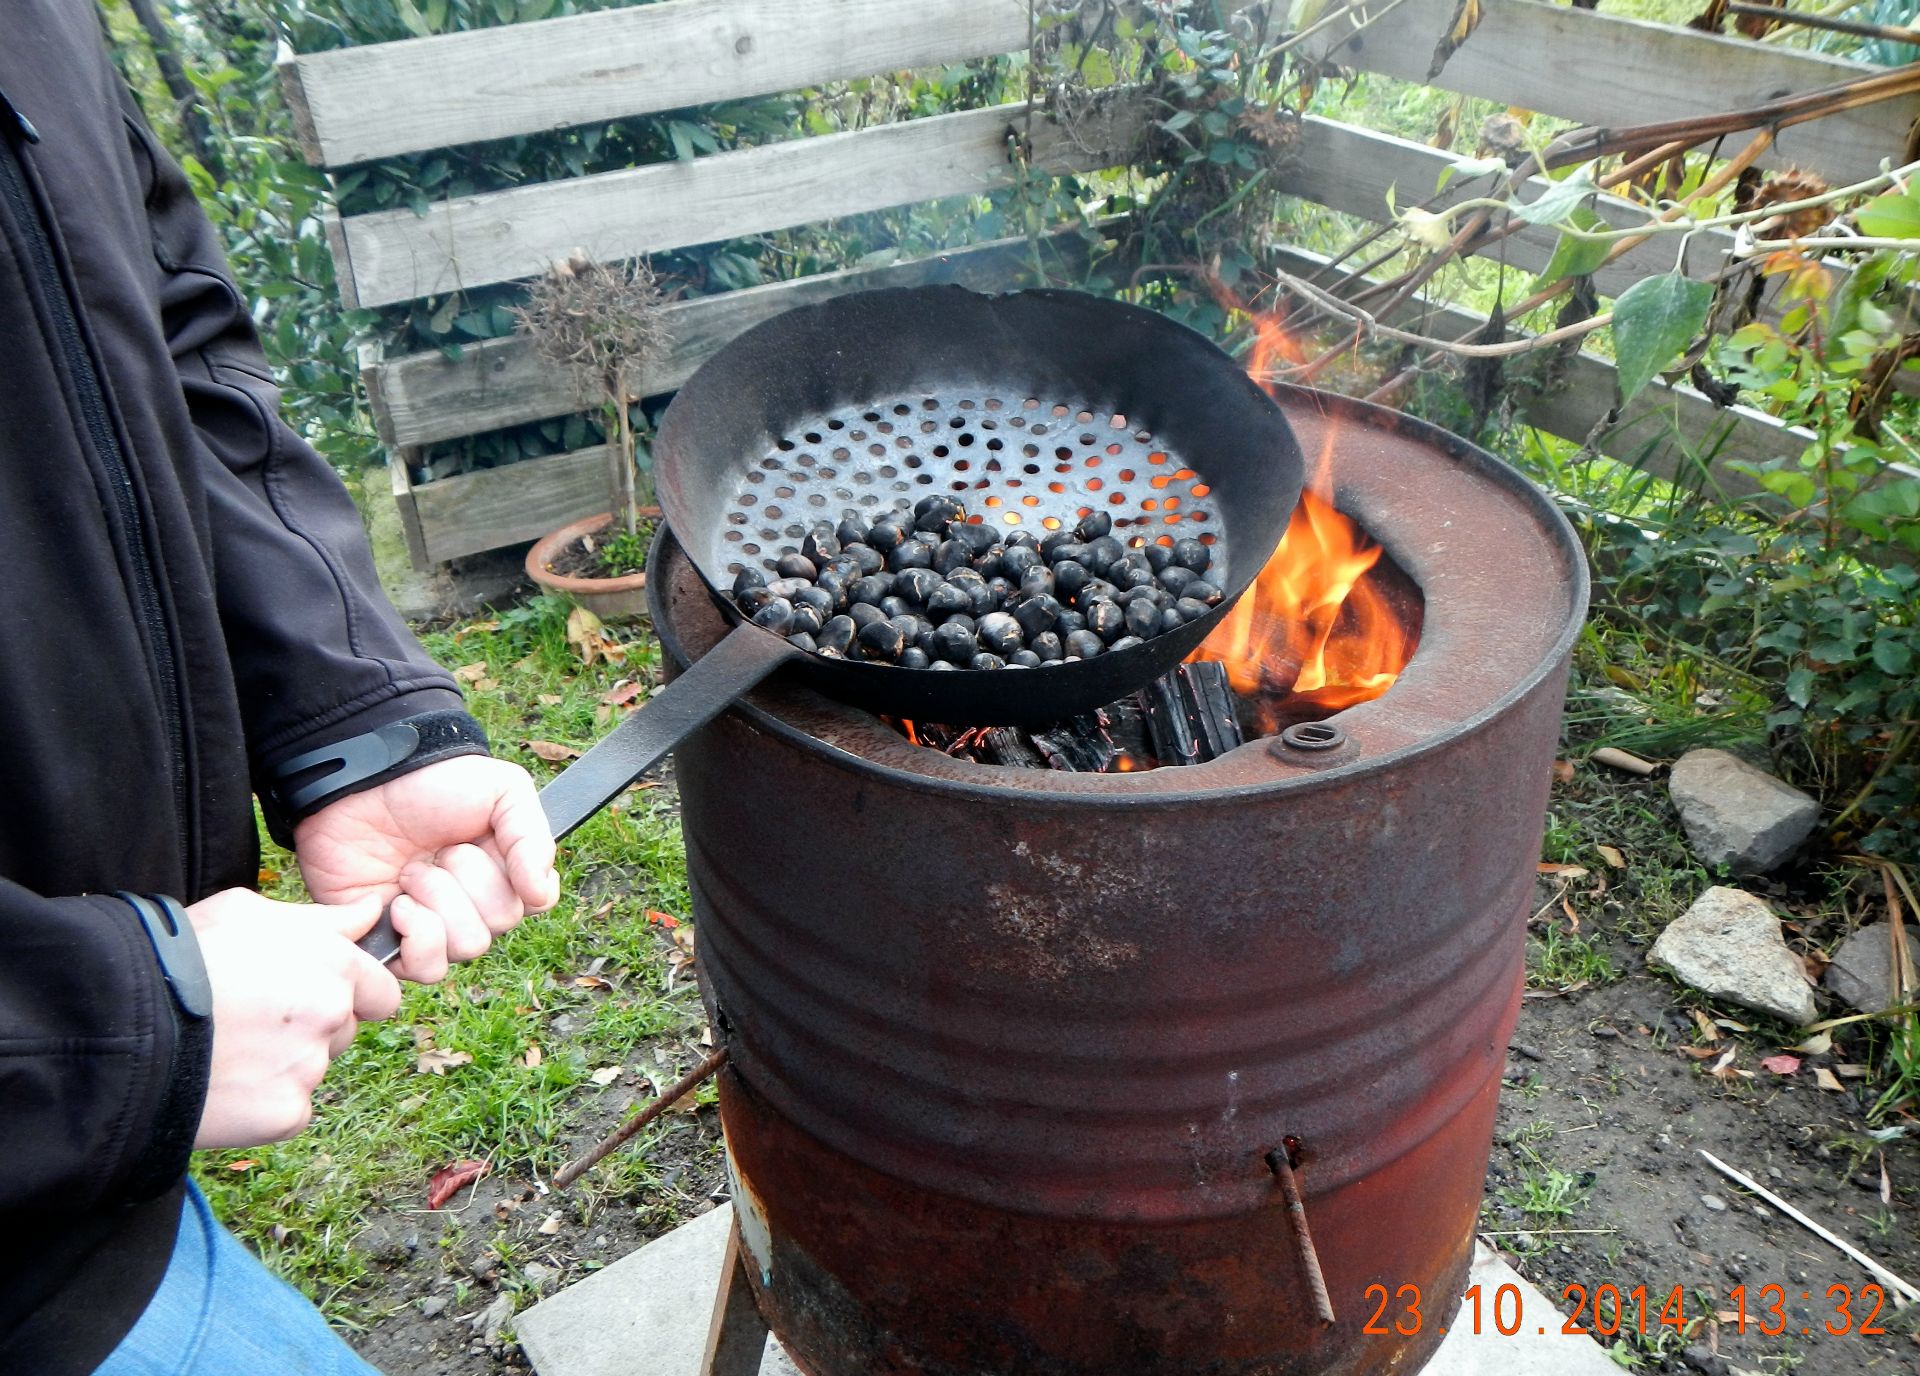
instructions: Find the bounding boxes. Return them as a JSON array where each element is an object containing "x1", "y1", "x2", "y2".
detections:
[{"x1": 281, "y1": 0, "x2": 1920, "y2": 569}]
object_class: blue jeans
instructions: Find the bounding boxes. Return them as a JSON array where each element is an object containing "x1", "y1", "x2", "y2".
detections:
[{"x1": 95, "y1": 1182, "x2": 382, "y2": 1376}]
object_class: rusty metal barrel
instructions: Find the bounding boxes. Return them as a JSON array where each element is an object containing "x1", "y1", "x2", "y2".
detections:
[{"x1": 651, "y1": 390, "x2": 1588, "y2": 1376}]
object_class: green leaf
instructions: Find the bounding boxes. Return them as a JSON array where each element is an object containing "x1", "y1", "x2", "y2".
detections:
[
  {"x1": 1855, "y1": 189, "x2": 1920, "y2": 240},
  {"x1": 1872, "y1": 638, "x2": 1914, "y2": 676},
  {"x1": 1532, "y1": 206, "x2": 1610, "y2": 288},
  {"x1": 1511, "y1": 164, "x2": 1597, "y2": 226},
  {"x1": 1785, "y1": 666, "x2": 1817, "y2": 708},
  {"x1": 1610, "y1": 272, "x2": 1713, "y2": 403},
  {"x1": 1160, "y1": 110, "x2": 1197, "y2": 134}
]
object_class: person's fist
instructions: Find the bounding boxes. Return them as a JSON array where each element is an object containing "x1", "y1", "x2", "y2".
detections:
[
  {"x1": 295, "y1": 755, "x2": 558, "y2": 985},
  {"x1": 187, "y1": 889, "x2": 401, "y2": 1150}
]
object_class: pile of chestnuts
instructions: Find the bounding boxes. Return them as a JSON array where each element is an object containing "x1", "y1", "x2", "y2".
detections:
[{"x1": 729, "y1": 496, "x2": 1222, "y2": 670}]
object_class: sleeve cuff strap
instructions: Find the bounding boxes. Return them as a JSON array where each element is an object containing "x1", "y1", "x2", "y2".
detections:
[{"x1": 263, "y1": 709, "x2": 491, "y2": 828}]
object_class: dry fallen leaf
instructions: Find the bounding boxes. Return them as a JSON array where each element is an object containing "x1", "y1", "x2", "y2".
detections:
[
  {"x1": 1681, "y1": 1045, "x2": 1724, "y2": 1060},
  {"x1": 586, "y1": 899, "x2": 616, "y2": 921},
  {"x1": 417, "y1": 1048, "x2": 473, "y2": 1076},
  {"x1": 646, "y1": 909, "x2": 681, "y2": 928},
  {"x1": 426, "y1": 1159, "x2": 490, "y2": 1210},
  {"x1": 537, "y1": 693, "x2": 565, "y2": 706},
  {"x1": 525, "y1": 739, "x2": 582, "y2": 763},
  {"x1": 453, "y1": 661, "x2": 490, "y2": 684},
  {"x1": 1691, "y1": 1009, "x2": 1721, "y2": 1042},
  {"x1": 1714, "y1": 1018, "x2": 1753, "y2": 1033},
  {"x1": 1790, "y1": 1031, "x2": 1833, "y2": 1055},
  {"x1": 227, "y1": 1159, "x2": 258, "y2": 1172},
  {"x1": 573, "y1": 975, "x2": 614, "y2": 990},
  {"x1": 590, "y1": 1065, "x2": 623, "y2": 1087},
  {"x1": 521, "y1": 1044, "x2": 543, "y2": 1069},
  {"x1": 1759, "y1": 1054, "x2": 1801, "y2": 1075},
  {"x1": 1596, "y1": 844, "x2": 1626, "y2": 869},
  {"x1": 1551, "y1": 759, "x2": 1576, "y2": 784},
  {"x1": 600, "y1": 679, "x2": 644, "y2": 706},
  {"x1": 538, "y1": 1212, "x2": 563, "y2": 1236},
  {"x1": 257, "y1": 867, "x2": 280, "y2": 886},
  {"x1": 1836, "y1": 1063, "x2": 1870, "y2": 1079},
  {"x1": 1814, "y1": 1066, "x2": 1845, "y2": 1091},
  {"x1": 1537, "y1": 862, "x2": 1590, "y2": 878}
]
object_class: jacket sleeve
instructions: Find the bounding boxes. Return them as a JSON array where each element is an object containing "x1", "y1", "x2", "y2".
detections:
[
  {"x1": 122, "y1": 103, "x2": 471, "y2": 788},
  {"x1": 0, "y1": 880, "x2": 206, "y2": 1211}
]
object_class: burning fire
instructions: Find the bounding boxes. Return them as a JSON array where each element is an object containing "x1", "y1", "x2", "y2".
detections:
[{"x1": 1186, "y1": 302, "x2": 1420, "y2": 733}]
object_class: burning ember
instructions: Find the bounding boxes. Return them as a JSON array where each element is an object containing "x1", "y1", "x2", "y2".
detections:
[
  {"x1": 1186, "y1": 299, "x2": 1421, "y2": 736},
  {"x1": 1187, "y1": 470, "x2": 1421, "y2": 735}
]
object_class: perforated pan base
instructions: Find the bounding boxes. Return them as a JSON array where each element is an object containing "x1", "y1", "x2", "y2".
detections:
[{"x1": 721, "y1": 392, "x2": 1226, "y2": 582}]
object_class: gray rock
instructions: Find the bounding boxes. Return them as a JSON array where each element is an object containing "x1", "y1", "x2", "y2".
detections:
[
  {"x1": 477, "y1": 1292, "x2": 515, "y2": 1344},
  {"x1": 418, "y1": 1295, "x2": 449, "y2": 1319},
  {"x1": 1668, "y1": 749, "x2": 1820, "y2": 874},
  {"x1": 1650, "y1": 886, "x2": 1818, "y2": 1025},
  {"x1": 522, "y1": 1260, "x2": 558, "y2": 1292},
  {"x1": 1825, "y1": 924, "x2": 1900, "y2": 1012},
  {"x1": 1700, "y1": 1193, "x2": 1727, "y2": 1212}
]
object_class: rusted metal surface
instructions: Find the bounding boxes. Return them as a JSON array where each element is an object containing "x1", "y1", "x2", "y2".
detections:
[{"x1": 650, "y1": 388, "x2": 1588, "y2": 1376}]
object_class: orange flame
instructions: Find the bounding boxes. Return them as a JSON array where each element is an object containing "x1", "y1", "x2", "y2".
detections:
[{"x1": 1186, "y1": 300, "x2": 1419, "y2": 732}]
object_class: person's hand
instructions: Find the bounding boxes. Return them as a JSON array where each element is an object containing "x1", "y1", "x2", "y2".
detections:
[
  {"x1": 188, "y1": 888, "x2": 400, "y2": 1150},
  {"x1": 293, "y1": 755, "x2": 559, "y2": 985}
]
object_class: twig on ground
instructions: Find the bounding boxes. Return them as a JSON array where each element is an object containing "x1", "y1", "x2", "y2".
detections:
[
  {"x1": 1697, "y1": 1148, "x2": 1920, "y2": 1305},
  {"x1": 553, "y1": 1046, "x2": 730, "y2": 1189}
]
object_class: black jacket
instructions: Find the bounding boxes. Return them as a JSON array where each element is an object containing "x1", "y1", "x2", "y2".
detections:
[{"x1": 1, "y1": 5, "x2": 469, "y2": 1368}]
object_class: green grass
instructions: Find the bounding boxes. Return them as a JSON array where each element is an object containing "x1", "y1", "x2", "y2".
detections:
[{"x1": 194, "y1": 598, "x2": 707, "y2": 1318}]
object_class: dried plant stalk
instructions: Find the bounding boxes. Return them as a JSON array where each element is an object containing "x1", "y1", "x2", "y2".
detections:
[{"x1": 512, "y1": 252, "x2": 670, "y2": 534}]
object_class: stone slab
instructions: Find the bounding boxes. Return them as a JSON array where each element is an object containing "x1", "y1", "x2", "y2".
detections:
[{"x1": 520, "y1": 1205, "x2": 1619, "y2": 1376}]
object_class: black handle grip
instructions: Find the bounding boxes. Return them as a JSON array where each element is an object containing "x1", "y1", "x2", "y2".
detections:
[{"x1": 353, "y1": 625, "x2": 799, "y2": 966}]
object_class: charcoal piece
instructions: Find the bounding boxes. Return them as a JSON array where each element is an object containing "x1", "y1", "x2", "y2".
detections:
[
  {"x1": 1032, "y1": 717, "x2": 1117, "y2": 773},
  {"x1": 979, "y1": 727, "x2": 1050, "y2": 769},
  {"x1": 1101, "y1": 695, "x2": 1154, "y2": 763},
  {"x1": 1180, "y1": 661, "x2": 1245, "y2": 760},
  {"x1": 1140, "y1": 673, "x2": 1201, "y2": 767}
]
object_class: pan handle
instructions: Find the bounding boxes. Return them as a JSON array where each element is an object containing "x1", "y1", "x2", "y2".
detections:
[{"x1": 356, "y1": 625, "x2": 801, "y2": 965}]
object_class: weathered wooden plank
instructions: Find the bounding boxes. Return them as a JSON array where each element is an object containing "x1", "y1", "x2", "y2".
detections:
[
  {"x1": 1300, "y1": 0, "x2": 1910, "y2": 182},
  {"x1": 373, "y1": 230, "x2": 1103, "y2": 448},
  {"x1": 281, "y1": 0, "x2": 1029, "y2": 168},
  {"x1": 335, "y1": 93, "x2": 1147, "y2": 308},
  {"x1": 413, "y1": 446, "x2": 611, "y2": 565},
  {"x1": 390, "y1": 450, "x2": 431, "y2": 570},
  {"x1": 1260, "y1": 246, "x2": 1808, "y2": 499},
  {"x1": 1282, "y1": 116, "x2": 1741, "y2": 303}
]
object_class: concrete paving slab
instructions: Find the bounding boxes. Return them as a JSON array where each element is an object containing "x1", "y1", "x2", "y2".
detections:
[{"x1": 519, "y1": 1207, "x2": 1617, "y2": 1376}]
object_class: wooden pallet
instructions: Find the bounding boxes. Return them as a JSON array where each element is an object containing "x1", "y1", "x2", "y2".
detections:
[{"x1": 280, "y1": 0, "x2": 1915, "y2": 570}]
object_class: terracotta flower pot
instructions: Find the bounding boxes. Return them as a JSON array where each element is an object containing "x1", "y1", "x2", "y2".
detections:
[{"x1": 525, "y1": 509, "x2": 660, "y2": 622}]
